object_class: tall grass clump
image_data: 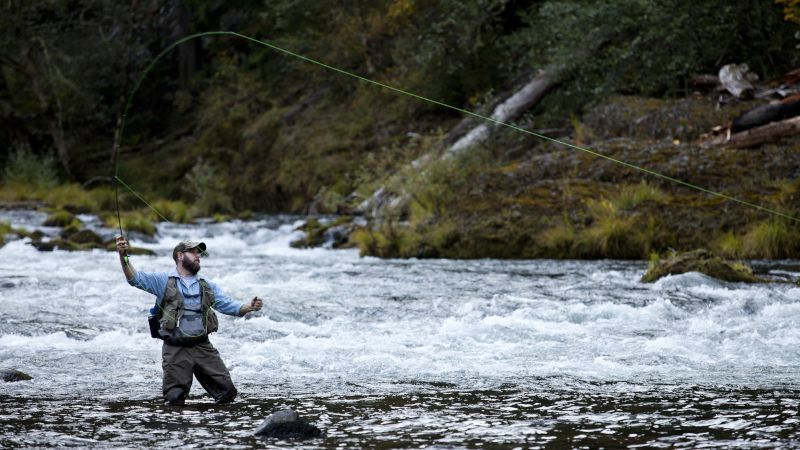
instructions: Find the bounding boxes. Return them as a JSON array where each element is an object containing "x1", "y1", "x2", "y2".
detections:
[
  {"x1": 713, "y1": 231, "x2": 744, "y2": 259},
  {"x1": 538, "y1": 221, "x2": 576, "y2": 258},
  {"x1": 150, "y1": 200, "x2": 193, "y2": 223},
  {"x1": 576, "y1": 199, "x2": 642, "y2": 259},
  {"x1": 741, "y1": 220, "x2": 800, "y2": 259},
  {"x1": 613, "y1": 181, "x2": 665, "y2": 211}
]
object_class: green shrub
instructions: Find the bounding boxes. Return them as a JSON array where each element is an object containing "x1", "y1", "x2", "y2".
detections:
[
  {"x1": 184, "y1": 160, "x2": 232, "y2": 218},
  {"x1": 2, "y1": 145, "x2": 58, "y2": 189}
]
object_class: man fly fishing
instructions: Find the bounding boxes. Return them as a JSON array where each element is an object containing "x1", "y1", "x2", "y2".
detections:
[{"x1": 115, "y1": 236, "x2": 263, "y2": 406}]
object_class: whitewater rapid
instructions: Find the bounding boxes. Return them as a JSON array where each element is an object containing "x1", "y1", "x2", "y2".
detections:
[{"x1": 1, "y1": 211, "x2": 799, "y2": 400}]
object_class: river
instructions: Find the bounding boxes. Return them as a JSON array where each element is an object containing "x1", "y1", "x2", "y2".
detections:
[{"x1": 0, "y1": 210, "x2": 798, "y2": 448}]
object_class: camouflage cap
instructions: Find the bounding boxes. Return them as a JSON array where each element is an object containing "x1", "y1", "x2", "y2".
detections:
[{"x1": 173, "y1": 240, "x2": 207, "y2": 261}]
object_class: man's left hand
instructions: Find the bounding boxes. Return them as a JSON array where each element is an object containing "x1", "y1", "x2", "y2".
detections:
[{"x1": 240, "y1": 297, "x2": 263, "y2": 316}]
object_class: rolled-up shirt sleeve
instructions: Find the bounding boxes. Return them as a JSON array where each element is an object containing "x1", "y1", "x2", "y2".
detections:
[
  {"x1": 128, "y1": 271, "x2": 169, "y2": 302},
  {"x1": 208, "y1": 280, "x2": 244, "y2": 316}
]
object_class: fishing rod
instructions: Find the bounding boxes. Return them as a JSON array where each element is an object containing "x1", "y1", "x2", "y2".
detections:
[{"x1": 111, "y1": 30, "x2": 800, "y2": 248}]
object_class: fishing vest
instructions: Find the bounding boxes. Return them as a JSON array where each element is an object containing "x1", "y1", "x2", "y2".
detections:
[{"x1": 157, "y1": 276, "x2": 219, "y2": 345}]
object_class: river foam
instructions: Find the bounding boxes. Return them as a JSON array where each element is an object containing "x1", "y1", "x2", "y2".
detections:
[{"x1": 1, "y1": 214, "x2": 799, "y2": 397}]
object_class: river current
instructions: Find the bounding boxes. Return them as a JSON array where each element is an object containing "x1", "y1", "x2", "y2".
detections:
[{"x1": 0, "y1": 210, "x2": 798, "y2": 448}]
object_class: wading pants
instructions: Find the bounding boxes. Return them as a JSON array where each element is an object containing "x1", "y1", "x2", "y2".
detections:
[{"x1": 161, "y1": 341, "x2": 237, "y2": 405}]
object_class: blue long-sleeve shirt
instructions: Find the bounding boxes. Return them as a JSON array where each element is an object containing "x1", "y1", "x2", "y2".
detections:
[{"x1": 128, "y1": 270, "x2": 243, "y2": 316}]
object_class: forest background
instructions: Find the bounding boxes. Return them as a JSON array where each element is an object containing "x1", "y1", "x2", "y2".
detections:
[{"x1": 1, "y1": 0, "x2": 800, "y2": 259}]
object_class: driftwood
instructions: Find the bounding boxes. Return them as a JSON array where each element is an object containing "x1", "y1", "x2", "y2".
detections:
[
  {"x1": 731, "y1": 95, "x2": 800, "y2": 132},
  {"x1": 702, "y1": 115, "x2": 800, "y2": 149},
  {"x1": 446, "y1": 70, "x2": 558, "y2": 157},
  {"x1": 718, "y1": 63, "x2": 758, "y2": 99}
]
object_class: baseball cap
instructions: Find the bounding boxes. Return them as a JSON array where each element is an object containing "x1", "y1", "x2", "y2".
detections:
[{"x1": 173, "y1": 240, "x2": 208, "y2": 261}]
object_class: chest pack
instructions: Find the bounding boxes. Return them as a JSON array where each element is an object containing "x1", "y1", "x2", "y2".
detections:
[{"x1": 147, "y1": 277, "x2": 219, "y2": 345}]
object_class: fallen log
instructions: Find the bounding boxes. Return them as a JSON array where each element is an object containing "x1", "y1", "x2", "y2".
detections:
[
  {"x1": 446, "y1": 70, "x2": 558, "y2": 157},
  {"x1": 731, "y1": 95, "x2": 800, "y2": 133},
  {"x1": 701, "y1": 115, "x2": 800, "y2": 149}
]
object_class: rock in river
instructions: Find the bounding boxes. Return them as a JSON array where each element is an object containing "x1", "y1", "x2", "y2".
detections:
[
  {"x1": 641, "y1": 249, "x2": 764, "y2": 283},
  {"x1": 254, "y1": 408, "x2": 322, "y2": 439},
  {"x1": 1, "y1": 369, "x2": 32, "y2": 382}
]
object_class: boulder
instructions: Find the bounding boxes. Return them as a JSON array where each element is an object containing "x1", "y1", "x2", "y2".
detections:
[
  {"x1": 641, "y1": 249, "x2": 765, "y2": 283},
  {"x1": 43, "y1": 210, "x2": 77, "y2": 227},
  {"x1": 254, "y1": 408, "x2": 322, "y2": 439},
  {"x1": 67, "y1": 229, "x2": 103, "y2": 245},
  {"x1": 1, "y1": 369, "x2": 32, "y2": 382}
]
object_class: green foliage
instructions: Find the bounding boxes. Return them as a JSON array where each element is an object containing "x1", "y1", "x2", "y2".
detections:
[
  {"x1": 504, "y1": 0, "x2": 798, "y2": 126},
  {"x1": 184, "y1": 160, "x2": 232, "y2": 218},
  {"x1": 406, "y1": 154, "x2": 483, "y2": 225},
  {"x1": 2, "y1": 145, "x2": 58, "y2": 189}
]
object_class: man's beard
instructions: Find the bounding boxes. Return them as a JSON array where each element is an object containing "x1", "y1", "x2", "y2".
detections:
[{"x1": 181, "y1": 257, "x2": 200, "y2": 275}]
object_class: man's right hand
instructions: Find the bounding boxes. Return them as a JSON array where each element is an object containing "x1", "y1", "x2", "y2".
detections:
[{"x1": 116, "y1": 236, "x2": 129, "y2": 256}]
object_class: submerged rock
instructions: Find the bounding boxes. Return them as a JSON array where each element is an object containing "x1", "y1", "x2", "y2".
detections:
[
  {"x1": 1, "y1": 369, "x2": 32, "y2": 382},
  {"x1": 254, "y1": 408, "x2": 322, "y2": 439},
  {"x1": 641, "y1": 249, "x2": 765, "y2": 283}
]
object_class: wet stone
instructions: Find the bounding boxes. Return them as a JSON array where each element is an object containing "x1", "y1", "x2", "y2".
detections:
[
  {"x1": 641, "y1": 249, "x2": 765, "y2": 283},
  {"x1": 65, "y1": 229, "x2": 103, "y2": 245},
  {"x1": 1, "y1": 369, "x2": 32, "y2": 382},
  {"x1": 254, "y1": 408, "x2": 323, "y2": 439}
]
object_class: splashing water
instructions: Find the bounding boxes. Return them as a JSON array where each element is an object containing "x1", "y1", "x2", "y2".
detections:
[{"x1": 1, "y1": 211, "x2": 798, "y2": 448}]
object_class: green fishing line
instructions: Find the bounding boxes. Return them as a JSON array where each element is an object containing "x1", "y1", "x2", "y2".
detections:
[{"x1": 112, "y1": 30, "x2": 800, "y2": 232}]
